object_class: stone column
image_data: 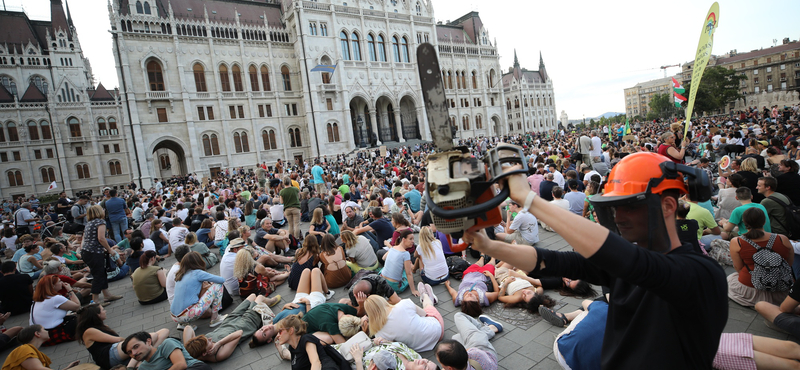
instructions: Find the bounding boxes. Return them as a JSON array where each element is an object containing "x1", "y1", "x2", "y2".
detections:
[
  {"x1": 394, "y1": 110, "x2": 404, "y2": 142},
  {"x1": 369, "y1": 110, "x2": 380, "y2": 146}
]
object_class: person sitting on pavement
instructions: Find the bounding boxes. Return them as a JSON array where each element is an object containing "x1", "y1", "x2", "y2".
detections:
[
  {"x1": 1, "y1": 325, "x2": 80, "y2": 370},
  {"x1": 76, "y1": 303, "x2": 170, "y2": 370},
  {"x1": 434, "y1": 312, "x2": 504, "y2": 370},
  {"x1": 287, "y1": 237, "x2": 321, "y2": 291},
  {"x1": 319, "y1": 234, "x2": 352, "y2": 289},
  {"x1": 495, "y1": 200, "x2": 539, "y2": 246},
  {"x1": 413, "y1": 226, "x2": 449, "y2": 286},
  {"x1": 379, "y1": 229, "x2": 419, "y2": 296},
  {"x1": 254, "y1": 218, "x2": 293, "y2": 254},
  {"x1": 363, "y1": 289, "x2": 444, "y2": 353},
  {"x1": 0, "y1": 260, "x2": 34, "y2": 315},
  {"x1": 233, "y1": 245, "x2": 290, "y2": 297},
  {"x1": 123, "y1": 331, "x2": 211, "y2": 370},
  {"x1": 0, "y1": 312, "x2": 22, "y2": 352},
  {"x1": 131, "y1": 250, "x2": 168, "y2": 305},
  {"x1": 170, "y1": 252, "x2": 228, "y2": 329},
  {"x1": 184, "y1": 232, "x2": 218, "y2": 269},
  {"x1": 182, "y1": 294, "x2": 279, "y2": 363},
  {"x1": 30, "y1": 275, "x2": 81, "y2": 346},
  {"x1": 341, "y1": 230, "x2": 380, "y2": 273},
  {"x1": 341, "y1": 274, "x2": 402, "y2": 317},
  {"x1": 308, "y1": 208, "x2": 331, "y2": 245},
  {"x1": 167, "y1": 245, "x2": 192, "y2": 305}
]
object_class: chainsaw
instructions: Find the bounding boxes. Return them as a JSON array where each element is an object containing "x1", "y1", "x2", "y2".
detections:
[{"x1": 416, "y1": 43, "x2": 529, "y2": 245}]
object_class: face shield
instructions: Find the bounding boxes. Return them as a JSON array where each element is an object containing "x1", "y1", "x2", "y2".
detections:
[{"x1": 591, "y1": 191, "x2": 671, "y2": 253}]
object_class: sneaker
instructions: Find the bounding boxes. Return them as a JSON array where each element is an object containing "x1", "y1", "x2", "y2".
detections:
[
  {"x1": 417, "y1": 282, "x2": 427, "y2": 305},
  {"x1": 538, "y1": 306, "x2": 568, "y2": 328},
  {"x1": 176, "y1": 324, "x2": 197, "y2": 331},
  {"x1": 268, "y1": 295, "x2": 282, "y2": 307},
  {"x1": 478, "y1": 315, "x2": 504, "y2": 333},
  {"x1": 424, "y1": 283, "x2": 438, "y2": 306},
  {"x1": 325, "y1": 290, "x2": 335, "y2": 300},
  {"x1": 209, "y1": 314, "x2": 228, "y2": 328}
]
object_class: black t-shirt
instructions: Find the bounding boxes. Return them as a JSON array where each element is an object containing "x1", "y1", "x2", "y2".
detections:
[
  {"x1": 0, "y1": 273, "x2": 34, "y2": 314},
  {"x1": 348, "y1": 274, "x2": 395, "y2": 306},
  {"x1": 738, "y1": 170, "x2": 764, "y2": 203},
  {"x1": 289, "y1": 334, "x2": 340, "y2": 370},
  {"x1": 531, "y1": 233, "x2": 728, "y2": 369},
  {"x1": 368, "y1": 218, "x2": 394, "y2": 247},
  {"x1": 539, "y1": 180, "x2": 557, "y2": 201},
  {"x1": 57, "y1": 198, "x2": 71, "y2": 215},
  {"x1": 676, "y1": 219, "x2": 702, "y2": 255},
  {"x1": 777, "y1": 172, "x2": 800, "y2": 206},
  {"x1": 788, "y1": 278, "x2": 800, "y2": 303}
]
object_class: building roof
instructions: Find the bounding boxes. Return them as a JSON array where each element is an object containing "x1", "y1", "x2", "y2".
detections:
[
  {"x1": 117, "y1": 0, "x2": 285, "y2": 28},
  {"x1": 19, "y1": 83, "x2": 47, "y2": 102},
  {"x1": 715, "y1": 41, "x2": 800, "y2": 65},
  {"x1": 50, "y1": 0, "x2": 73, "y2": 41},
  {"x1": 88, "y1": 83, "x2": 115, "y2": 101},
  {"x1": 502, "y1": 53, "x2": 547, "y2": 87},
  {"x1": 626, "y1": 76, "x2": 675, "y2": 90},
  {"x1": 0, "y1": 84, "x2": 14, "y2": 103},
  {"x1": 0, "y1": 11, "x2": 45, "y2": 54},
  {"x1": 448, "y1": 11, "x2": 482, "y2": 45},
  {"x1": 435, "y1": 25, "x2": 471, "y2": 44}
]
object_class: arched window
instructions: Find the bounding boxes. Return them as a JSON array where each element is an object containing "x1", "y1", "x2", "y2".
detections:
[
  {"x1": 340, "y1": 31, "x2": 350, "y2": 60},
  {"x1": 262, "y1": 129, "x2": 277, "y2": 150},
  {"x1": 193, "y1": 63, "x2": 207, "y2": 92},
  {"x1": 7, "y1": 122, "x2": 18, "y2": 142},
  {"x1": 108, "y1": 118, "x2": 118, "y2": 135},
  {"x1": 367, "y1": 34, "x2": 377, "y2": 61},
  {"x1": 233, "y1": 132, "x2": 242, "y2": 153},
  {"x1": 392, "y1": 36, "x2": 400, "y2": 62},
  {"x1": 327, "y1": 123, "x2": 340, "y2": 142},
  {"x1": 231, "y1": 65, "x2": 243, "y2": 91},
  {"x1": 476, "y1": 115, "x2": 482, "y2": 129},
  {"x1": 210, "y1": 134, "x2": 220, "y2": 155},
  {"x1": 0, "y1": 124, "x2": 5, "y2": 142},
  {"x1": 41, "y1": 167, "x2": 55, "y2": 183},
  {"x1": 146, "y1": 60, "x2": 164, "y2": 91},
  {"x1": 462, "y1": 116, "x2": 470, "y2": 130},
  {"x1": 135, "y1": 0, "x2": 143, "y2": 13},
  {"x1": 289, "y1": 128, "x2": 302, "y2": 147},
  {"x1": 506, "y1": 99, "x2": 511, "y2": 110},
  {"x1": 0, "y1": 76, "x2": 16, "y2": 97},
  {"x1": 460, "y1": 70, "x2": 466, "y2": 90},
  {"x1": 219, "y1": 64, "x2": 231, "y2": 91},
  {"x1": 97, "y1": 118, "x2": 107, "y2": 136},
  {"x1": 472, "y1": 71, "x2": 477, "y2": 89},
  {"x1": 27, "y1": 121, "x2": 39, "y2": 140},
  {"x1": 455, "y1": 71, "x2": 461, "y2": 89},
  {"x1": 248, "y1": 66, "x2": 259, "y2": 91},
  {"x1": 351, "y1": 33, "x2": 361, "y2": 61},
  {"x1": 158, "y1": 155, "x2": 169, "y2": 171},
  {"x1": 76, "y1": 164, "x2": 90, "y2": 179},
  {"x1": 377, "y1": 35, "x2": 387, "y2": 61},
  {"x1": 202, "y1": 134, "x2": 212, "y2": 156},
  {"x1": 260, "y1": 66, "x2": 271, "y2": 91},
  {"x1": 281, "y1": 66, "x2": 291, "y2": 91},
  {"x1": 401, "y1": 37, "x2": 409, "y2": 63},
  {"x1": 447, "y1": 71, "x2": 453, "y2": 90},
  {"x1": 416, "y1": 2, "x2": 422, "y2": 15},
  {"x1": 241, "y1": 132, "x2": 249, "y2": 152},
  {"x1": 143, "y1": 1, "x2": 151, "y2": 14},
  {"x1": 31, "y1": 76, "x2": 47, "y2": 94},
  {"x1": 68, "y1": 117, "x2": 81, "y2": 137},
  {"x1": 109, "y1": 161, "x2": 123, "y2": 175},
  {"x1": 40, "y1": 120, "x2": 51, "y2": 140},
  {"x1": 7, "y1": 170, "x2": 23, "y2": 186}
]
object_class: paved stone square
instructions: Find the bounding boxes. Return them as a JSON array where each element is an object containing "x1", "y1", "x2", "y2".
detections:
[{"x1": 2, "y1": 223, "x2": 792, "y2": 370}]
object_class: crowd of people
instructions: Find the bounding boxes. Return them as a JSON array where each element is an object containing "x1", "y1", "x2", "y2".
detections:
[{"x1": 0, "y1": 103, "x2": 800, "y2": 370}]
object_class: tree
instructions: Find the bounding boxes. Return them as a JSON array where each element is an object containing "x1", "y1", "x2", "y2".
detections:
[
  {"x1": 649, "y1": 93, "x2": 678, "y2": 119},
  {"x1": 589, "y1": 118, "x2": 596, "y2": 127},
  {"x1": 681, "y1": 66, "x2": 745, "y2": 116}
]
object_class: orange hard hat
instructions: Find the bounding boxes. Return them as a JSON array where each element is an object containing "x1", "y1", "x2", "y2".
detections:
[{"x1": 601, "y1": 152, "x2": 687, "y2": 200}]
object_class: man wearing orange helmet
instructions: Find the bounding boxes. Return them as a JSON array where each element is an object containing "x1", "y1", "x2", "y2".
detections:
[{"x1": 464, "y1": 151, "x2": 727, "y2": 369}]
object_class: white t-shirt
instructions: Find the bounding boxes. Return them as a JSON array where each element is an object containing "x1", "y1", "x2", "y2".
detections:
[
  {"x1": 219, "y1": 252, "x2": 238, "y2": 296},
  {"x1": 166, "y1": 263, "x2": 180, "y2": 304},
  {"x1": 552, "y1": 171, "x2": 565, "y2": 188},
  {"x1": 177, "y1": 208, "x2": 189, "y2": 221},
  {"x1": 30, "y1": 295, "x2": 69, "y2": 329},
  {"x1": 270, "y1": 204, "x2": 285, "y2": 221},
  {"x1": 168, "y1": 227, "x2": 189, "y2": 249},
  {"x1": 419, "y1": 240, "x2": 448, "y2": 281},
  {"x1": 1, "y1": 235, "x2": 18, "y2": 251},
  {"x1": 583, "y1": 170, "x2": 602, "y2": 183},
  {"x1": 509, "y1": 210, "x2": 539, "y2": 244},
  {"x1": 590, "y1": 137, "x2": 603, "y2": 158},
  {"x1": 551, "y1": 199, "x2": 570, "y2": 211},
  {"x1": 375, "y1": 299, "x2": 442, "y2": 352},
  {"x1": 142, "y1": 238, "x2": 156, "y2": 253},
  {"x1": 383, "y1": 198, "x2": 395, "y2": 209}
]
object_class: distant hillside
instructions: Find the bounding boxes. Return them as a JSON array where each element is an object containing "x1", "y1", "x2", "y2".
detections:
[{"x1": 594, "y1": 112, "x2": 624, "y2": 119}]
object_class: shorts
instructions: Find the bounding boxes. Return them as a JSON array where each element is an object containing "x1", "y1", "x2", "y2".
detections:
[
  {"x1": 463, "y1": 264, "x2": 495, "y2": 276},
  {"x1": 109, "y1": 342, "x2": 123, "y2": 367},
  {"x1": 773, "y1": 313, "x2": 800, "y2": 338},
  {"x1": 384, "y1": 274, "x2": 409, "y2": 294},
  {"x1": 713, "y1": 333, "x2": 757, "y2": 370},
  {"x1": 424, "y1": 306, "x2": 445, "y2": 342},
  {"x1": 0, "y1": 333, "x2": 10, "y2": 352},
  {"x1": 504, "y1": 231, "x2": 533, "y2": 245},
  {"x1": 293, "y1": 291, "x2": 325, "y2": 310}
]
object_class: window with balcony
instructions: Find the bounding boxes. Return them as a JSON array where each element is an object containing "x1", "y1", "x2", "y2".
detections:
[
  {"x1": 281, "y1": 66, "x2": 292, "y2": 91},
  {"x1": 193, "y1": 63, "x2": 207, "y2": 92},
  {"x1": 146, "y1": 60, "x2": 165, "y2": 91},
  {"x1": 68, "y1": 117, "x2": 81, "y2": 138},
  {"x1": 97, "y1": 118, "x2": 107, "y2": 136}
]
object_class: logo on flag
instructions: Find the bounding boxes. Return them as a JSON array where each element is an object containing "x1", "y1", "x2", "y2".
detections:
[
  {"x1": 310, "y1": 64, "x2": 337, "y2": 73},
  {"x1": 47, "y1": 181, "x2": 57, "y2": 192}
]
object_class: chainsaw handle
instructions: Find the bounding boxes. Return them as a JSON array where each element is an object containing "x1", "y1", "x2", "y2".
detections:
[{"x1": 425, "y1": 186, "x2": 510, "y2": 220}]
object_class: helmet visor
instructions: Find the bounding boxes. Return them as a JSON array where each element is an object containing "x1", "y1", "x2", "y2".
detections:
[{"x1": 592, "y1": 192, "x2": 672, "y2": 253}]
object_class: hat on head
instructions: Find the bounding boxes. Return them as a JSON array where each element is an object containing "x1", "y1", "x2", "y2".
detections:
[
  {"x1": 228, "y1": 238, "x2": 246, "y2": 250},
  {"x1": 371, "y1": 351, "x2": 397, "y2": 370},
  {"x1": 758, "y1": 140, "x2": 769, "y2": 146},
  {"x1": 103, "y1": 187, "x2": 111, "y2": 191}
]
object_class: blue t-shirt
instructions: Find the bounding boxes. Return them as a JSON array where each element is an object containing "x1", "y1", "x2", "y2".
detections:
[
  {"x1": 105, "y1": 197, "x2": 128, "y2": 222},
  {"x1": 403, "y1": 189, "x2": 422, "y2": 213},
  {"x1": 729, "y1": 203, "x2": 771, "y2": 235},
  {"x1": 368, "y1": 218, "x2": 394, "y2": 247},
  {"x1": 171, "y1": 269, "x2": 225, "y2": 315},
  {"x1": 138, "y1": 338, "x2": 203, "y2": 370},
  {"x1": 558, "y1": 301, "x2": 608, "y2": 370},
  {"x1": 312, "y1": 165, "x2": 324, "y2": 185},
  {"x1": 564, "y1": 191, "x2": 586, "y2": 215},
  {"x1": 381, "y1": 248, "x2": 410, "y2": 281}
]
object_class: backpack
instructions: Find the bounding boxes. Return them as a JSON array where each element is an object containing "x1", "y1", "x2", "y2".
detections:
[
  {"x1": 767, "y1": 196, "x2": 800, "y2": 240},
  {"x1": 738, "y1": 234, "x2": 794, "y2": 292},
  {"x1": 446, "y1": 256, "x2": 470, "y2": 280},
  {"x1": 238, "y1": 272, "x2": 275, "y2": 298}
]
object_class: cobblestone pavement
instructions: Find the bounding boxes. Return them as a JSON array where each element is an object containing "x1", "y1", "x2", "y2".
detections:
[{"x1": 2, "y1": 223, "x2": 791, "y2": 370}]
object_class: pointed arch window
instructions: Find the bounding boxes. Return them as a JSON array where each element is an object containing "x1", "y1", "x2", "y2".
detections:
[
  {"x1": 392, "y1": 36, "x2": 400, "y2": 62},
  {"x1": 377, "y1": 35, "x2": 387, "y2": 62},
  {"x1": 401, "y1": 37, "x2": 409, "y2": 63},
  {"x1": 31, "y1": 76, "x2": 47, "y2": 94},
  {"x1": 109, "y1": 161, "x2": 122, "y2": 175},
  {"x1": 340, "y1": 31, "x2": 350, "y2": 60},
  {"x1": 143, "y1": 1, "x2": 151, "y2": 14},
  {"x1": 231, "y1": 65, "x2": 243, "y2": 91},
  {"x1": 7, "y1": 170, "x2": 23, "y2": 186},
  {"x1": 219, "y1": 64, "x2": 231, "y2": 92},
  {"x1": 351, "y1": 33, "x2": 361, "y2": 61},
  {"x1": 233, "y1": 132, "x2": 242, "y2": 153},
  {"x1": 447, "y1": 71, "x2": 453, "y2": 90},
  {"x1": 472, "y1": 71, "x2": 477, "y2": 89},
  {"x1": 193, "y1": 64, "x2": 207, "y2": 92},
  {"x1": 7, "y1": 122, "x2": 18, "y2": 142},
  {"x1": 367, "y1": 34, "x2": 377, "y2": 61},
  {"x1": 146, "y1": 60, "x2": 164, "y2": 91},
  {"x1": 202, "y1": 134, "x2": 212, "y2": 156},
  {"x1": 281, "y1": 66, "x2": 291, "y2": 91},
  {"x1": 41, "y1": 167, "x2": 55, "y2": 183},
  {"x1": 135, "y1": 1, "x2": 143, "y2": 13},
  {"x1": 327, "y1": 123, "x2": 340, "y2": 142},
  {"x1": 98, "y1": 118, "x2": 107, "y2": 136},
  {"x1": 27, "y1": 121, "x2": 39, "y2": 140},
  {"x1": 76, "y1": 164, "x2": 90, "y2": 179},
  {"x1": 68, "y1": 117, "x2": 81, "y2": 138},
  {"x1": 248, "y1": 66, "x2": 259, "y2": 91},
  {"x1": 108, "y1": 118, "x2": 118, "y2": 135},
  {"x1": 262, "y1": 129, "x2": 277, "y2": 150},
  {"x1": 210, "y1": 134, "x2": 220, "y2": 155},
  {"x1": 455, "y1": 71, "x2": 461, "y2": 89},
  {"x1": 260, "y1": 66, "x2": 271, "y2": 91},
  {"x1": 462, "y1": 116, "x2": 470, "y2": 130},
  {"x1": 40, "y1": 120, "x2": 51, "y2": 140},
  {"x1": 289, "y1": 128, "x2": 302, "y2": 147}
]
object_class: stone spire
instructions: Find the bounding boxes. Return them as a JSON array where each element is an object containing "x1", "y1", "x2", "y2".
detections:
[
  {"x1": 539, "y1": 51, "x2": 548, "y2": 82},
  {"x1": 513, "y1": 49, "x2": 519, "y2": 68},
  {"x1": 65, "y1": 0, "x2": 74, "y2": 28}
]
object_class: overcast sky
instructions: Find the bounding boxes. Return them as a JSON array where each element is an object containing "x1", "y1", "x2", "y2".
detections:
[{"x1": 6, "y1": 0, "x2": 800, "y2": 118}]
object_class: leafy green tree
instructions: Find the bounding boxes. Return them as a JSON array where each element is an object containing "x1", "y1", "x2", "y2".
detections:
[
  {"x1": 682, "y1": 66, "x2": 745, "y2": 115},
  {"x1": 589, "y1": 118, "x2": 596, "y2": 127},
  {"x1": 649, "y1": 93, "x2": 677, "y2": 119}
]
